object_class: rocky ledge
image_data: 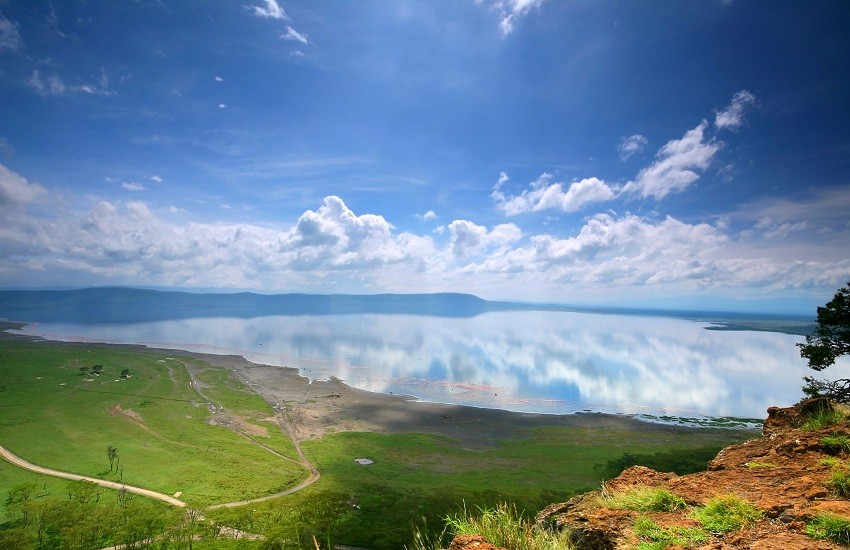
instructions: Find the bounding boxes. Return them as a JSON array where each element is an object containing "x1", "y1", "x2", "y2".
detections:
[{"x1": 452, "y1": 399, "x2": 850, "y2": 549}]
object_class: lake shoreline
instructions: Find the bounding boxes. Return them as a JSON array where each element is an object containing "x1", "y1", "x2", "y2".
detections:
[{"x1": 0, "y1": 321, "x2": 759, "y2": 446}]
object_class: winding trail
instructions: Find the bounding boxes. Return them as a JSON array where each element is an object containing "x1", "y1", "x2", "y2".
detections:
[
  {"x1": 0, "y1": 443, "x2": 187, "y2": 507},
  {"x1": 208, "y1": 408, "x2": 320, "y2": 509}
]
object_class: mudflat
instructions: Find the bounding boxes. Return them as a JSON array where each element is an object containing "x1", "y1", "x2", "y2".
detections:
[{"x1": 182, "y1": 350, "x2": 703, "y2": 448}]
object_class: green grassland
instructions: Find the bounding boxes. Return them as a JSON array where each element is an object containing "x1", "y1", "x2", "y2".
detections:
[
  {"x1": 0, "y1": 340, "x2": 305, "y2": 507},
  {"x1": 0, "y1": 338, "x2": 756, "y2": 549}
]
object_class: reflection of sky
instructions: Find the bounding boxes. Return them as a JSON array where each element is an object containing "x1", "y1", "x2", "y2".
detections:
[{"x1": 20, "y1": 311, "x2": 850, "y2": 418}]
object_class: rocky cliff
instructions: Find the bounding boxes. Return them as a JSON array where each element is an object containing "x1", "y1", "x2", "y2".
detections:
[{"x1": 451, "y1": 399, "x2": 850, "y2": 549}]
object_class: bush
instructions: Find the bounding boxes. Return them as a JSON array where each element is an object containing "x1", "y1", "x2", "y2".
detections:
[
  {"x1": 829, "y1": 469, "x2": 850, "y2": 499},
  {"x1": 802, "y1": 407, "x2": 848, "y2": 430},
  {"x1": 599, "y1": 487, "x2": 687, "y2": 512},
  {"x1": 439, "y1": 502, "x2": 573, "y2": 550},
  {"x1": 632, "y1": 516, "x2": 706, "y2": 549},
  {"x1": 690, "y1": 496, "x2": 761, "y2": 534},
  {"x1": 806, "y1": 513, "x2": 850, "y2": 545},
  {"x1": 821, "y1": 434, "x2": 850, "y2": 453}
]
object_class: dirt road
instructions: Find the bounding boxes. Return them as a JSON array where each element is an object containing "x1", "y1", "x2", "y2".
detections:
[{"x1": 0, "y1": 443, "x2": 187, "y2": 507}]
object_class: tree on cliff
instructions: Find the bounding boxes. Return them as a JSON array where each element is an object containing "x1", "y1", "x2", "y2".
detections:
[{"x1": 799, "y1": 282, "x2": 850, "y2": 402}]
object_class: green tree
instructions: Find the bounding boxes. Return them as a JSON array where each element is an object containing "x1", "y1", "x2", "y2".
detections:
[
  {"x1": 107, "y1": 445, "x2": 119, "y2": 472},
  {"x1": 799, "y1": 282, "x2": 850, "y2": 402},
  {"x1": 92, "y1": 364, "x2": 104, "y2": 375},
  {"x1": 78, "y1": 366, "x2": 89, "y2": 376},
  {"x1": 120, "y1": 368, "x2": 130, "y2": 379}
]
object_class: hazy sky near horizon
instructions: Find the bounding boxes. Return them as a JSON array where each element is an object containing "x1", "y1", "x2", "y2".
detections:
[{"x1": 1, "y1": 1, "x2": 849, "y2": 311}]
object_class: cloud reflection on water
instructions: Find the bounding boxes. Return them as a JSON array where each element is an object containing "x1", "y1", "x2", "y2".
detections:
[{"x1": 24, "y1": 311, "x2": 850, "y2": 418}]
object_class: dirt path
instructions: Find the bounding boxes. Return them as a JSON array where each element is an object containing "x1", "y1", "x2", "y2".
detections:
[
  {"x1": 175, "y1": 359, "x2": 322, "y2": 509},
  {"x1": 208, "y1": 408, "x2": 320, "y2": 509},
  {"x1": 0, "y1": 443, "x2": 186, "y2": 507}
]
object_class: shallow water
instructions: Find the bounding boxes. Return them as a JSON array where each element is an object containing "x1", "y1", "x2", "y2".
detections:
[{"x1": 17, "y1": 310, "x2": 850, "y2": 419}]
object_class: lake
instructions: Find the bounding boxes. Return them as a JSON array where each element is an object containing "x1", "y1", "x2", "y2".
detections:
[{"x1": 16, "y1": 309, "x2": 849, "y2": 421}]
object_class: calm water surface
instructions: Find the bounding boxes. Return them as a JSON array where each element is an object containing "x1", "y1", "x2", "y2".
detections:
[{"x1": 19, "y1": 310, "x2": 849, "y2": 419}]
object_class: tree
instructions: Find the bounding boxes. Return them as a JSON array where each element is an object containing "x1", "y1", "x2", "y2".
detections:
[
  {"x1": 120, "y1": 368, "x2": 130, "y2": 379},
  {"x1": 92, "y1": 365, "x2": 103, "y2": 375},
  {"x1": 799, "y1": 282, "x2": 850, "y2": 402},
  {"x1": 106, "y1": 445, "x2": 118, "y2": 472},
  {"x1": 78, "y1": 366, "x2": 89, "y2": 376}
]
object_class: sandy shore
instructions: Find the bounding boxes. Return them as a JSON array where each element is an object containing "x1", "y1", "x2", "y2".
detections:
[
  {"x1": 180, "y1": 351, "x2": 692, "y2": 448},
  {"x1": 1, "y1": 321, "x2": 744, "y2": 447}
]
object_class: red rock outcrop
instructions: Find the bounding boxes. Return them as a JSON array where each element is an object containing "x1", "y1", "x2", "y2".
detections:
[{"x1": 448, "y1": 400, "x2": 850, "y2": 549}]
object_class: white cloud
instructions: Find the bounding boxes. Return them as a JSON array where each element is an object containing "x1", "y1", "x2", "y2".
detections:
[
  {"x1": 0, "y1": 10, "x2": 23, "y2": 52},
  {"x1": 27, "y1": 70, "x2": 65, "y2": 96},
  {"x1": 492, "y1": 173, "x2": 616, "y2": 216},
  {"x1": 218, "y1": 103, "x2": 226, "y2": 109},
  {"x1": 618, "y1": 134, "x2": 648, "y2": 161},
  {"x1": 281, "y1": 26, "x2": 308, "y2": 44},
  {"x1": 417, "y1": 210, "x2": 438, "y2": 221},
  {"x1": 490, "y1": 0, "x2": 546, "y2": 36},
  {"x1": 715, "y1": 90, "x2": 756, "y2": 130},
  {"x1": 247, "y1": 0, "x2": 289, "y2": 20},
  {"x1": 448, "y1": 220, "x2": 521, "y2": 257},
  {"x1": 215, "y1": 76, "x2": 223, "y2": 82},
  {"x1": 27, "y1": 69, "x2": 114, "y2": 97},
  {"x1": 622, "y1": 121, "x2": 720, "y2": 199},
  {"x1": 0, "y1": 161, "x2": 847, "y2": 302},
  {"x1": 150, "y1": 175, "x2": 163, "y2": 183},
  {"x1": 122, "y1": 182, "x2": 146, "y2": 192},
  {"x1": 0, "y1": 163, "x2": 46, "y2": 207}
]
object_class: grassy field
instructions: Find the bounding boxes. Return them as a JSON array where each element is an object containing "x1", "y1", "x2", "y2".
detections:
[
  {"x1": 0, "y1": 340, "x2": 305, "y2": 507},
  {"x1": 0, "y1": 338, "x2": 756, "y2": 549},
  {"x1": 208, "y1": 420, "x2": 753, "y2": 548}
]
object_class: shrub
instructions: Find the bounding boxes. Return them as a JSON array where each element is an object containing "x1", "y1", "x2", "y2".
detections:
[
  {"x1": 806, "y1": 513, "x2": 850, "y2": 545},
  {"x1": 802, "y1": 407, "x2": 848, "y2": 430},
  {"x1": 820, "y1": 456, "x2": 844, "y2": 468},
  {"x1": 690, "y1": 496, "x2": 761, "y2": 534},
  {"x1": 599, "y1": 487, "x2": 687, "y2": 512},
  {"x1": 829, "y1": 469, "x2": 850, "y2": 498},
  {"x1": 632, "y1": 516, "x2": 706, "y2": 549},
  {"x1": 439, "y1": 502, "x2": 573, "y2": 550},
  {"x1": 821, "y1": 434, "x2": 850, "y2": 453}
]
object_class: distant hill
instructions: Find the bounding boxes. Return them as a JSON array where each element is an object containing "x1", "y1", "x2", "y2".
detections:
[
  {"x1": 0, "y1": 287, "x2": 815, "y2": 335},
  {"x1": 0, "y1": 287, "x2": 499, "y2": 323}
]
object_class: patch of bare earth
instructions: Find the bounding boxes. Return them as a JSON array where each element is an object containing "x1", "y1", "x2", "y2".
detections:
[
  {"x1": 216, "y1": 411, "x2": 270, "y2": 438},
  {"x1": 110, "y1": 403, "x2": 144, "y2": 423}
]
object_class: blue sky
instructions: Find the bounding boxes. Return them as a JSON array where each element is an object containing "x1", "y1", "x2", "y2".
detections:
[{"x1": 0, "y1": 0, "x2": 849, "y2": 312}]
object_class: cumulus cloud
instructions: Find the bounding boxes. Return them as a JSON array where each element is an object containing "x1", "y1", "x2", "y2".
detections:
[
  {"x1": 0, "y1": 163, "x2": 46, "y2": 207},
  {"x1": 280, "y1": 196, "x2": 434, "y2": 271},
  {"x1": 622, "y1": 121, "x2": 720, "y2": 199},
  {"x1": 281, "y1": 26, "x2": 308, "y2": 44},
  {"x1": 214, "y1": 76, "x2": 223, "y2": 82},
  {"x1": 417, "y1": 210, "x2": 437, "y2": 221},
  {"x1": 0, "y1": 161, "x2": 847, "y2": 301},
  {"x1": 0, "y1": 10, "x2": 23, "y2": 52},
  {"x1": 715, "y1": 90, "x2": 756, "y2": 130},
  {"x1": 247, "y1": 0, "x2": 288, "y2": 20},
  {"x1": 448, "y1": 220, "x2": 521, "y2": 258},
  {"x1": 492, "y1": 173, "x2": 616, "y2": 216},
  {"x1": 150, "y1": 175, "x2": 163, "y2": 183},
  {"x1": 618, "y1": 134, "x2": 648, "y2": 160}
]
